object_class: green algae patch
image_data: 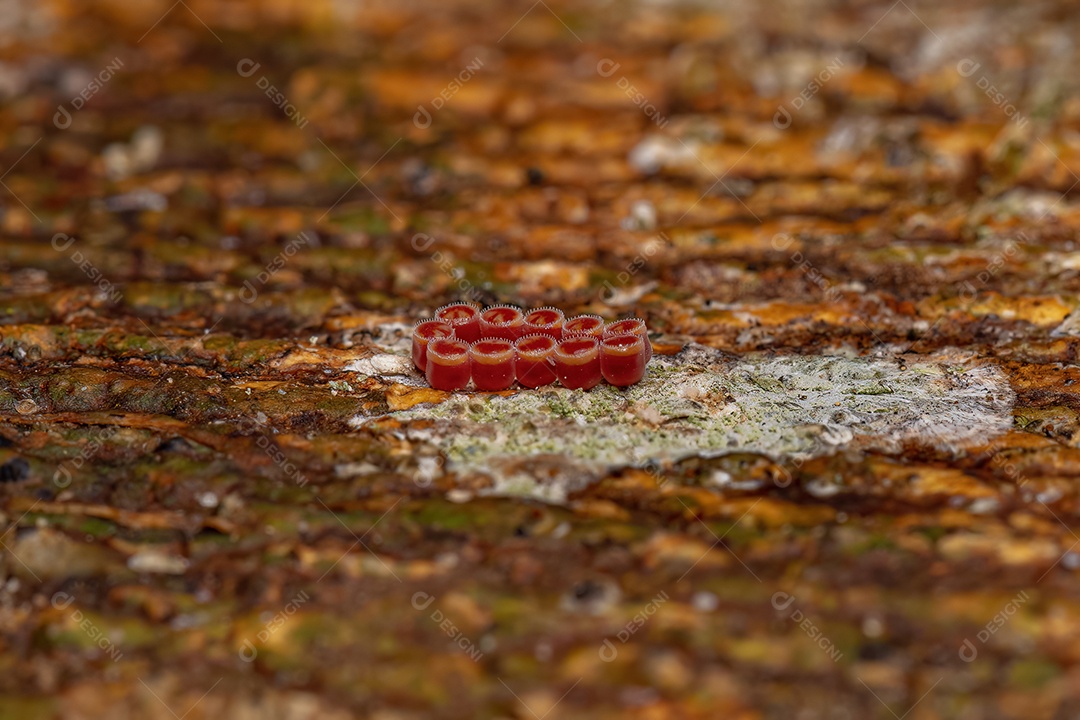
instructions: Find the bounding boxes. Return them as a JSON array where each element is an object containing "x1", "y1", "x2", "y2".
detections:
[{"x1": 360, "y1": 345, "x2": 1015, "y2": 504}]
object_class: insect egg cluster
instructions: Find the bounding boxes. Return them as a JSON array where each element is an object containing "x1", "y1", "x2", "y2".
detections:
[{"x1": 411, "y1": 303, "x2": 652, "y2": 391}]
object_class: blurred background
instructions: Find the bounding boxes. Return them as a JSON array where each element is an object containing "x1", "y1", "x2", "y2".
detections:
[{"x1": 2, "y1": 0, "x2": 1080, "y2": 718}]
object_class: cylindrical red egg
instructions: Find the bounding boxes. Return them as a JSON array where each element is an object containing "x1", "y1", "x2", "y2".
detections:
[
  {"x1": 426, "y1": 337, "x2": 471, "y2": 391},
  {"x1": 600, "y1": 333, "x2": 648, "y2": 386},
  {"x1": 562, "y1": 314, "x2": 605, "y2": 339},
  {"x1": 523, "y1": 307, "x2": 565, "y2": 338},
  {"x1": 479, "y1": 305, "x2": 526, "y2": 340},
  {"x1": 469, "y1": 338, "x2": 516, "y2": 391},
  {"x1": 554, "y1": 336, "x2": 602, "y2": 390},
  {"x1": 412, "y1": 319, "x2": 454, "y2": 372},
  {"x1": 435, "y1": 302, "x2": 481, "y2": 343},
  {"x1": 515, "y1": 334, "x2": 558, "y2": 388},
  {"x1": 604, "y1": 317, "x2": 652, "y2": 361}
]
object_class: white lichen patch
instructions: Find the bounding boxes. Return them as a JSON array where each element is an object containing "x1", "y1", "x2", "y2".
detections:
[
  {"x1": 346, "y1": 353, "x2": 414, "y2": 377},
  {"x1": 354, "y1": 344, "x2": 1015, "y2": 504}
]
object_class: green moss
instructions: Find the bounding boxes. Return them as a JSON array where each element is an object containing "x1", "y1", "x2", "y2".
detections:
[
  {"x1": 915, "y1": 526, "x2": 948, "y2": 544},
  {"x1": 79, "y1": 517, "x2": 117, "y2": 538},
  {"x1": 1008, "y1": 659, "x2": 1059, "y2": 689},
  {"x1": 410, "y1": 501, "x2": 485, "y2": 531},
  {"x1": 0, "y1": 698, "x2": 56, "y2": 720},
  {"x1": 333, "y1": 206, "x2": 392, "y2": 234},
  {"x1": 853, "y1": 535, "x2": 898, "y2": 554},
  {"x1": 46, "y1": 608, "x2": 158, "y2": 655}
]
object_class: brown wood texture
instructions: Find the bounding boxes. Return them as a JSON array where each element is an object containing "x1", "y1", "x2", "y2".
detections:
[{"x1": 2, "y1": 0, "x2": 1080, "y2": 717}]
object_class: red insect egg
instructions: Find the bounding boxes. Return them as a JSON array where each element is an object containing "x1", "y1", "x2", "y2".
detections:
[
  {"x1": 412, "y1": 319, "x2": 454, "y2": 371},
  {"x1": 514, "y1": 334, "x2": 558, "y2": 388},
  {"x1": 554, "y1": 336, "x2": 602, "y2": 390},
  {"x1": 562, "y1": 314, "x2": 605, "y2": 339},
  {"x1": 523, "y1": 307, "x2": 565, "y2": 338},
  {"x1": 604, "y1": 317, "x2": 652, "y2": 361},
  {"x1": 435, "y1": 302, "x2": 481, "y2": 343},
  {"x1": 479, "y1": 305, "x2": 526, "y2": 341},
  {"x1": 600, "y1": 333, "x2": 648, "y2": 387},
  {"x1": 469, "y1": 338, "x2": 516, "y2": 391},
  {"x1": 425, "y1": 337, "x2": 472, "y2": 391}
]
